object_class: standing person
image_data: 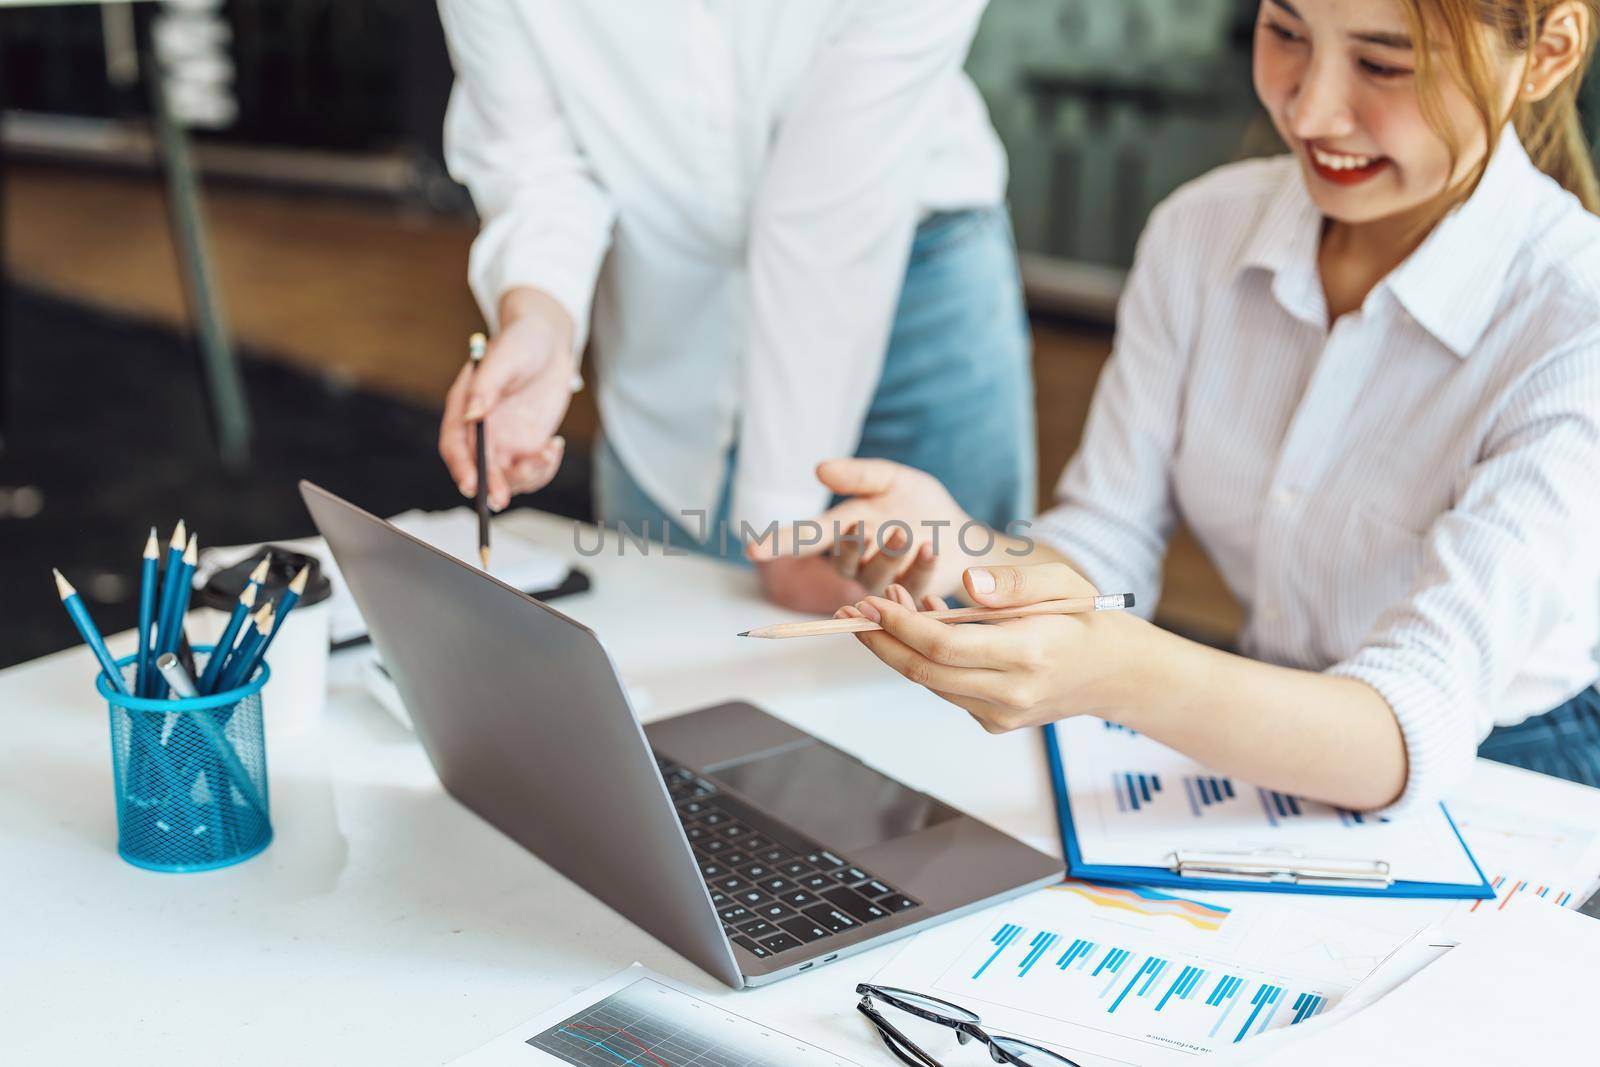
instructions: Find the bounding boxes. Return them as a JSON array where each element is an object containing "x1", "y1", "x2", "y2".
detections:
[
  {"x1": 758, "y1": 0, "x2": 1600, "y2": 812},
  {"x1": 435, "y1": 1, "x2": 1034, "y2": 614}
]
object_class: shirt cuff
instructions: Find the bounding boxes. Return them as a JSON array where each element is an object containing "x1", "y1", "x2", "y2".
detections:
[
  {"x1": 1028, "y1": 507, "x2": 1158, "y2": 620},
  {"x1": 468, "y1": 223, "x2": 604, "y2": 358},
  {"x1": 1325, "y1": 647, "x2": 1479, "y2": 818}
]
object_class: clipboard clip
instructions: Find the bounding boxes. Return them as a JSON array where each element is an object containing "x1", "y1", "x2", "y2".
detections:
[{"x1": 1170, "y1": 849, "x2": 1393, "y2": 889}]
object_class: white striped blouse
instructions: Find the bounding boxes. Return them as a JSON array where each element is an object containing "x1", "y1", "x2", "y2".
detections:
[{"x1": 1032, "y1": 129, "x2": 1600, "y2": 814}]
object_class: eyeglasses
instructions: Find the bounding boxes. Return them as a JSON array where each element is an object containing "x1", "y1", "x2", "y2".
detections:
[{"x1": 855, "y1": 984, "x2": 1081, "y2": 1067}]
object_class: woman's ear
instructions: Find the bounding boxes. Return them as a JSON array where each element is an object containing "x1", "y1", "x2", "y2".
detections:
[{"x1": 1524, "y1": 2, "x2": 1590, "y2": 101}]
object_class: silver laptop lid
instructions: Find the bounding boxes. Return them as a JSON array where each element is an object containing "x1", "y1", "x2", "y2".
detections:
[{"x1": 300, "y1": 482, "x2": 742, "y2": 987}]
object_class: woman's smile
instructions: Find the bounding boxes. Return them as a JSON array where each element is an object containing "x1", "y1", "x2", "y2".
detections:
[{"x1": 1305, "y1": 140, "x2": 1393, "y2": 185}]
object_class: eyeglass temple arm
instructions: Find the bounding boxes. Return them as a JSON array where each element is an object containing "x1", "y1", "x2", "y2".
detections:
[{"x1": 858, "y1": 998, "x2": 945, "y2": 1067}]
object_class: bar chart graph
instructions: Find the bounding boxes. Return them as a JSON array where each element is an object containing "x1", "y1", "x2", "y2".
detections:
[
  {"x1": 1053, "y1": 718, "x2": 1492, "y2": 892},
  {"x1": 951, "y1": 916, "x2": 1335, "y2": 1052},
  {"x1": 871, "y1": 882, "x2": 1380, "y2": 1067}
]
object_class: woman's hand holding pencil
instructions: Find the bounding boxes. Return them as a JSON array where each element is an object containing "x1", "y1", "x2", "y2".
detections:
[
  {"x1": 811, "y1": 562, "x2": 1148, "y2": 736},
  {"x1": 439, "y1": 290, "x2": 577, "y2": 513}
]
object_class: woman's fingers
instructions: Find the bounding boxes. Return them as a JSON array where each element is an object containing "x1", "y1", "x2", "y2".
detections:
[
  {"x1": 439, "y1": 362, "x2": 478, "y2": 494},
  {"x1": 814, "y1": 456, "x2": 905, "y2": 498},
  {"x1": 921, "y1": 593, "x2": 948, "y2": 612},
  {"x1": 964, "y1": 561, "x2": 1098, "y2": 608},
  {"x1": 747, "y1": 501, "x2": 877, "y2": 561},
  {"x1": 852, "y1": 622, "x2": 1008, "y2": 700},
  {"x1": 857, "y1": 595, "x2": 1030, "y2": 671},
  {"x1": 506, "y1": 436, "x2": 566, "y2": 494},
  {"x1": 832, "y1": 521, "x2": 866, "y2": 579},
  {"x1": 857, "y1": 527, "x2": 912, "y2": 594},
  {"x1": 464, "y1": 335, "x2": 533, "y2": 421},
  {"x1": 885, "y1": 584, "x2": 917, "y2": 611},
  {"x1": 899, "y1": 543, "x2": 937, "y2": 600}
]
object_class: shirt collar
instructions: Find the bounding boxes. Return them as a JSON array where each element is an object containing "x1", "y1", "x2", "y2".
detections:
[
  {"x1": 1236, "y1": 127, "x2": 1540, "y2": 357},
  {"x1": 1237, "y1": 160, "x2": 1327, "y2": 329},
  {"x1": 1386, "y1": 127, "x2": 1537, "y2": 358}
]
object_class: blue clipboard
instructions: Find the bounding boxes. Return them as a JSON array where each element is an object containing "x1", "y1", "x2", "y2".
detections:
[{"x1": 1042, "y1": 726, "x2": 1495, "y2": 900}]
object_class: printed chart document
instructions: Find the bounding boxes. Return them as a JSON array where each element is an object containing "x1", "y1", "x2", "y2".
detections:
[
  {"x1": 1208, "y1": 900, "x2": 1600, "y2": 1065},
  {"x1": 1054, "y1": 719, "x2": 1486, "y2": 891},
  {"x1": 870, "y1": 757, "x2": 1600, "y2": 1067},
  {"x1": 870, "y1": 880, "x2": 1411, "y2": 1067},
  {"x1": 451, "y1": 964, "x2": 861, "y2": 1067}
]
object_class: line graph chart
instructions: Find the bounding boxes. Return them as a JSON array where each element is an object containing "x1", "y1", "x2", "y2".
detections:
[{"x1": 527, "y1": 977, "x2": 835, "y2": 1067}]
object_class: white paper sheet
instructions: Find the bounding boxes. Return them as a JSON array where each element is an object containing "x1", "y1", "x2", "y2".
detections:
[
  {"x1": 868, "y1": 758, "x2": 1600, "y2": 1067},
  {"x1": 1206, "y1": 900, "x2": 1600, "y2": 1065},
  {"x1": 198, "y1": 508, "x2": 571, "y2": 645},
  {"x1": 1054, "y1": 718, "x2": 1487, "y2": 888},
  {"x1": 450, "y1": 964, "x2": 861, "y2": 1066},
  {"x1": 868, "y1": 880, "x2": 1430, "y2": 1067}
]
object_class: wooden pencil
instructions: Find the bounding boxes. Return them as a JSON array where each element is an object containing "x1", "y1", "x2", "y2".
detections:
[{"x1": 738, "y1": 592, "x2": 1135, "y2": 640}]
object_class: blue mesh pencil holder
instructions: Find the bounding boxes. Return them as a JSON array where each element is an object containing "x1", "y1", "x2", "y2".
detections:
[{"x1": 96, "y1": 648, "x2": 273, "y2": 872}]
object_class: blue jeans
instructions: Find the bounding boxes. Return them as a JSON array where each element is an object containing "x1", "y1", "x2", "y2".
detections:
[
  {"x1": 594, "y1": 206, "x2": 1036, "y2": 558},
  {"x1": 1478, "y1": 684, "x2": 1600, "y2": 787}
]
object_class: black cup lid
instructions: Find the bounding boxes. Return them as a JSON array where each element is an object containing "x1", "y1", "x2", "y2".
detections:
[{"x1": 197, "y1": 547, "x2": 333, "y2": 611}]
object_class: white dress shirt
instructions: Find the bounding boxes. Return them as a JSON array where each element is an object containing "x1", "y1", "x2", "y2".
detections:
[
  {"x1": 1034, "y1": 130, "x2": 1600, "y2": 813},
  {"x1": 437, "y1": 0, "x2": 1006, "y2": 531}
]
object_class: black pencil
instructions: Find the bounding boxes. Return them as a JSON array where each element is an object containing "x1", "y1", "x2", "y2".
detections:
[{"x1": 469, "y1": 331, "x2": 491, "y2": 570}]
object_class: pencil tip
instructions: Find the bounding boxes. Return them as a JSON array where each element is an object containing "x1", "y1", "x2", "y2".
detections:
[
  {"x1": 170, "y1": 520, "x2": 187, "y2": 550},
  {"x1": 736, "y1": 631, "x2": 750, "y2": 638},
  {"x1": 183, "y1": 534, "x2": 198, "y2": 565},
  {"x1": 288, "y1": 566, "x2": 309, "y2": 594},
  {"x1": 248, "y1": 556, "x2": 271, "y2": 585},
  {"x1": 240, "y1": 583, "x2": 258, "y2": 608},
  {"x1": 144, "y1": 528, "x2": 159, "y2": 557},
  {"x1": 53, "y1": 568, "x2": 73, "y2": 598},
  {"x1": 479, "y1": 545, "x2": 491, "y2": 570}
]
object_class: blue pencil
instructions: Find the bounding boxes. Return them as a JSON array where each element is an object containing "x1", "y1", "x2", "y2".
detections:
[
  {"x1": 262, "y1": 565, "x2": 309, "y2": 648},
  {"x1": 203, "y1": 556, "x2": 270, "y2": 692},
  {"x1": 150, "y1": 521, "x2": 188, "y2": 693},
  {"x1": 197, "y1": 582, "x2": 258, "y2": 694},
  {"x1": 216, "y1": 603, "x2": 273, "y2": 693},
  {"x1": 135, "y1": 528, "x2": 159, "y2": 698},
  {"x1": 54, "y1": 569, "x2": 131, "y2": 696},
  {"x1": 58, "y1": 567, "x2": 185, "y2": 797},
  {"x1": 169, "y1": 533, "x2": 199, "y2": 650}
]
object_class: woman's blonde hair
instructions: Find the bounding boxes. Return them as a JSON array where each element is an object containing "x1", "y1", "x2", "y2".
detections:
[{"x1": 1404, "y1": 0, "x2": 1600, "y2": 212}]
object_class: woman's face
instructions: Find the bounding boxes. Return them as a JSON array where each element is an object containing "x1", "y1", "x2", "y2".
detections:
[{"x1": 1253, "y1": 0, "x2": 1516, "y2": 225}]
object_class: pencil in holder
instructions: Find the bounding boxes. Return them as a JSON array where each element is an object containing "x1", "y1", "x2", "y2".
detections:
[{"x1": 97, "y1": 648, "x2": 273, "y2": 872}]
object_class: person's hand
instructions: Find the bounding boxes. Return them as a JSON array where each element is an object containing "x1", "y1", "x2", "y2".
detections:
[
  {"x1": 835, "y1": 562, "x2": 1144, "y2": 734},
  {"x1": 439, "y1": 288, "x2": 576, "y2": 510},
  {"x1": 754, "y1": 556, "x2": 869, "y2": 615},
  {"x1": 745, "y1": 458, "x2": 980, "y2": 600}
]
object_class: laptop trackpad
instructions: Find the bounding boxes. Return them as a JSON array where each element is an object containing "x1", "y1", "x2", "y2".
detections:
[{"x1": 707, "y1": 741, "x2": 959, "y2": 854}]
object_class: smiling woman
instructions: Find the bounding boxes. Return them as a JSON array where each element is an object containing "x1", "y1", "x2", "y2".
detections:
[
  {"x1": 1254, "y1": 0, "x2": 1600, "y2": 314},
  {"x1": 757, "y1": 0, "x2": 1600, "y2": 817}
]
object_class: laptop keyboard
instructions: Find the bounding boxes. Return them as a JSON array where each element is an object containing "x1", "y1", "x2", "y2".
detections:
[{"x1": 655, "y1": 755, "x2": 920, "y2": 960}]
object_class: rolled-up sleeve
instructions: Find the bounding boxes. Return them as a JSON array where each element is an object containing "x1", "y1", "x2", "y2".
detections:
[
  {"x1": 438, "y1": 0, "x2": 615, "y2": 345},
  {"x1": 1030, "y1": 199, "x2": 1196, "y2": 615},
  {"x1": 1328, "y1": 336, "x2": 1600, "y2": 814},
  {"x1": 732, "y1": 0, "x2": 989, "y2": 533}
]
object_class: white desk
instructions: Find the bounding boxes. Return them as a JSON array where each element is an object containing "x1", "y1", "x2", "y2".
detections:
[
  {"x1": 0, "y1": 512, "x2": 1061, "y2": 1065},
  {"x1": 3, "y1": 511, "x2": 1594, "y2": 1066}
]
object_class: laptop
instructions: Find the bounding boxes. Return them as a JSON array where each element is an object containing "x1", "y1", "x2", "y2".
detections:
[{"x1": 301, "y1": 482, "x2": 1064, "y2": 987}]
